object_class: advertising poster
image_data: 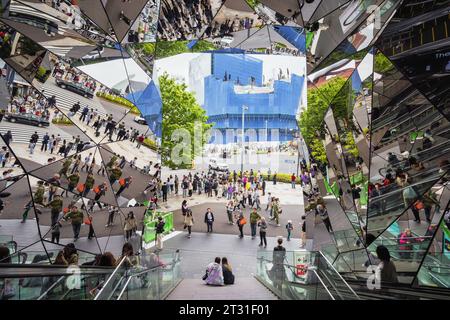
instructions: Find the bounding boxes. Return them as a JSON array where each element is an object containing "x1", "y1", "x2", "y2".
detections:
[{"x1": 294, "y1": 251, "x2": 310, "y2": 283}]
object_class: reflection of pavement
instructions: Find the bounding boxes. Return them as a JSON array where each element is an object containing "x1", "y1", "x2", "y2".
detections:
[
  {"x1": 190, "y1": 152, "x2": 300, "y2": 174},
  {"x1": 37, "y1": 77, "x2": 149, "y2": 143},
  {"x1": 0, "y1": 120, "x2": 75, "y2": 144},
  {"x1": 0, "y1": 76, "x2": 10, "y2": 108},
  {"x1": 170, "y1": 202, "x2": 305, "y2": 238},
  {"x1": 101, "y1": 140, "x2": 158, "y2": 170},
  {"x1": 2, "y1": 19, "x2": 95, "y2": 59}
]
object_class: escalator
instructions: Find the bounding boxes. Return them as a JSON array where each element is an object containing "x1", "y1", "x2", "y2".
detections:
[
  {"x1": 0, "y1": 264, "x2": 116, "y2": 300},
  {"x1": 94, "y1": 249, "x2": 182, "y2": 300},
  {"x1": 255, "y1": 250, "x2": 360, "y2": 300}
]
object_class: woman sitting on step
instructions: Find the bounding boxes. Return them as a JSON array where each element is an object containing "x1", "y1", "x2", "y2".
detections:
[{"x1": 203, "y1": 257, "x2": 224, "y2": 286}]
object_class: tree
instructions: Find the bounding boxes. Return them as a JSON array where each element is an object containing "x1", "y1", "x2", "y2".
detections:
[
  {"x1": 299, "y1": 77, "x2": 348, "y2": 165},
  {"x1": 159, "y1": 74, "x2": 213, "y2": 169}
]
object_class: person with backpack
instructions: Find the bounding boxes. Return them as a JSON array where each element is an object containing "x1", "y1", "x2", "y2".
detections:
[
  {"x1": 236, "y1": 210, "x2": 246, "y2": 239},
  {"x1": 283, "y1": 219, "x2": 293, "y2": 241},
  {"x1": 91, "y1": 182, "x2": 107, "y2": 210},
  {"x1": 116, "y1": 176, "x2": 132, "y2": 197}
]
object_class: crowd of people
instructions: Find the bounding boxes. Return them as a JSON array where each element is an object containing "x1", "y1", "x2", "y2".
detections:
[
  {"x1": 52, "y1": 61, "x2": 97, "y2": 93},
  {"x1": 158, "y1": 0, "x2": 218, "y2": 41}
]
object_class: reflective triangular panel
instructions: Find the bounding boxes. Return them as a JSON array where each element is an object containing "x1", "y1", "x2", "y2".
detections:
[
  {"x1": 102, "y1": 0, "x2": 153, "y2": 43},
  {"x1": 121, "y1": 0, "x2": 160, "y2": 45}
]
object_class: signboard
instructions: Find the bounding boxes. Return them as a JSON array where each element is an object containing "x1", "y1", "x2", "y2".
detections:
[
  {"x1": 143, "y1": 211, "x2": 174, "y2": 244},
  {"x1": 294, "y1": 251, "x2": 311, "y2": 284}
]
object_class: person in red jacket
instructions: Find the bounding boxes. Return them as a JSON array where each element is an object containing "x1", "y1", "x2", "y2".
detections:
[{"x1": 291, "y1": 173, "x2": 296, "y2": 189}]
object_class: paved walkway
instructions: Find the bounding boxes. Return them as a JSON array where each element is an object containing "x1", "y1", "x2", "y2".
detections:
[{"x1": 161, "y1": 182, "x2": 304, "y2": 212}]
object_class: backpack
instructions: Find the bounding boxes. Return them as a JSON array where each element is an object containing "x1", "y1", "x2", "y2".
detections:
[
  {"x1": 76, "y1": 183, "x2": 85, "y2": 193},
  {"x1": 119, "y1": 178, "x2": 126, "y2": 186},
  {"x1": 239, "y1": 217, "x2": 247, "y2": 226},
  {"x1": 93, "y1": 186, "x2": 100, "y2": 194}
]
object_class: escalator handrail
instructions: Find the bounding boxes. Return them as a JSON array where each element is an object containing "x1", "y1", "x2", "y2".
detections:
[
  {"x1": 37, "y1": 275, "x2": 66, "y2": 300},
  {"x1": 318, "y1": 251, "x2": 361, "y2": 299},
  {"x1": 115, "y1": 257, "x2": 182, "y2": 300},
  {"x1": 311, "y1": 269, "x2": 335, "y2": 300},
  {"x1": 93, "y1": 256, "x2": 128, "y2": 300},
  {"x1": 0, "y1": 264, "x2": 115, "y2": 278}
]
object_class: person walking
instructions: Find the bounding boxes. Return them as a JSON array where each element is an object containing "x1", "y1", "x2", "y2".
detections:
[
  {"x1": 64, "y1": 205, "x2": 84, "y2": 241},
  {"x1": 116, "y1": 176, "x2": 132, "y2": 197},
  {"x1": 184, "y1": 209, "x2": 194, "y2": 238},
  {"x1": 258, "y1": 217, "x2": 268, "y2": 248},
  {"x1": 124, "y1": 212, "x2": 138, "y2": 241},
  {"x1": 41, "y1": 132, "x2": 50, "y2": 152},
  {"x1": 161, "y1": 182, "x2": 168, "y2": 202},
  {"x1": 265, "y1": 192, "x2": 272, "y2": 212},
  {"x1": 271, "y1": 198, "x2": 281, "y2": 226},
  {"x1": 91, "y1": 182, "x2": 108, "y2": 210},
  {"x1": 46, "y1": 194, "x2": 63, "y2": 226},
  {"x1": 226, "y1": 201, "x2": 234, "y2": 225},
  {"x1": 250, "y1": 208, "x2": 261, "y2": 239},
  {"x1": 273, "y1": 172, "x2": 277, "y2": 185},
  {"x1": 300, "y1": 215, "x2": 307, "y2": 248},
  {"x1": 291, "y1": 173, "x2": 296, "y2": 189},
  {"x1": 83, "y1": 173, "x2": 95, "y2": 196},
  {"x1": 316, "y1": 204, "x2": 333, "y2": 233},
  {"x1": 286, "y1": 220, "x2": 294, "y2": 241},
  {"x1": 204, "y1": 208, "x2": 214, "y2": 233},
  {"x1": 155, "y1": 216, "x2": 165, "y2": 250}
]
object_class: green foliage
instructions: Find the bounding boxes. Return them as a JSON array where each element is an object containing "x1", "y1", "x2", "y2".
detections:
[
  {"x1": 299, "y1": 77, "x2": 348, "y2": 165},
  {"x1": 159, "y1": 74, "x2": 213, "y2": 169},
  {"x1": 96, "y1": 92, "x2": 140, "y2": 114},
  {"x1": 138, "y1": 41, "x2": 217, "y2": 60},
  {"x1": 342, "y1": 131, "x2": 359, "y2": 158},
  {"x1": 245, "y1": 0, "x2": 260, "y2": 9},
  {"x1": 374, "y1": 51, "x2": 394, "y2": 74},
  {"x1": 143, "y1": 137, "x2": 159, "y2": 151},
  {"x1": 52, "y1": 116, "x2": 73, "y2": 126}
]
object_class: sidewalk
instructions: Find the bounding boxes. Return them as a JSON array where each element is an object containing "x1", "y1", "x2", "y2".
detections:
[{"x1": 160, "y1": 182, "x2": 304, "y2": 212}]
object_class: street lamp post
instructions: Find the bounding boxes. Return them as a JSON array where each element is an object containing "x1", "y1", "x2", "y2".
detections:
[
  {"x1": 241, "y1": 105, "x2": 248, "y2": 174},
  {"x1": 265, "y1": 119, "x2": 268, "y2": 141}
]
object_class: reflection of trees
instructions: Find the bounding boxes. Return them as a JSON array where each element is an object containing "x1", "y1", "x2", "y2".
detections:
[
  {"x1": 299, "y1": 77, "x2": 347, "y2": 165},
  {"x1": 159, "y1": 74, "x2": 213, "y2": 169},
  {"x1": 135, "y1": 40, "x2": 217, "y2": 60}
]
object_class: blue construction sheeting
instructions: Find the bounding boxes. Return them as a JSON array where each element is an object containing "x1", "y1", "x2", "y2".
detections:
[
  {"x1": 273, "y1": 26, "x2": 306, "y2": 53},
  {"x1": 203, "y1": 54, "x2": 304, "y2": 143},
  {"x1": 126, "y1": 81, "x2": 162, "y2": 138},
  {"x1": 212, "y1": 54, "x2": 263, "y2": 86}
]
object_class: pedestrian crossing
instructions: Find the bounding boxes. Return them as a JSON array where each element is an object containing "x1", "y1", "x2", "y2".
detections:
[
  {"x1": 0, "y1": 119, "x2": 73, "y2": 145},
  {"x1": 40, "y1": 82, "x2": 109, "y2": 119}
]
